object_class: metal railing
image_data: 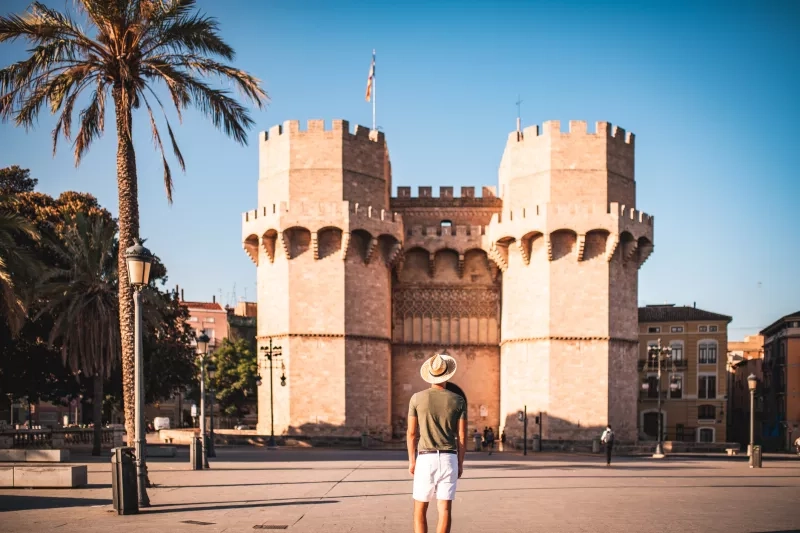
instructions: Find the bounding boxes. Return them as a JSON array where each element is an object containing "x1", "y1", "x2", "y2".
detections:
[{"x1": 1, "y1": 428, "x2": 124, "y2": 449}]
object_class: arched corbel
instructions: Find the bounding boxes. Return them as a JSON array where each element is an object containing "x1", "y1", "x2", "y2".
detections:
[
  {"x1": 605, "y1": 235, "x2": 619, "y2": 262},
  {"x1": 364, "y1": 237, "x2": 379, "y2": 264},
  {"x1": 341, "y1": 231, "x2": 351, "y2": 260},
  {"x1": 577, "y1": 234, "x2": 586, "y2": 261}
]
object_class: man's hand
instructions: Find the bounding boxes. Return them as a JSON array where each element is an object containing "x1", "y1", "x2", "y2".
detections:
[
  {"x1": 458, "y1": 462, "x2": 463, "y2": 478},
  {"x1": 409, "y1": 460, "x2": 416, "y2": 476}
]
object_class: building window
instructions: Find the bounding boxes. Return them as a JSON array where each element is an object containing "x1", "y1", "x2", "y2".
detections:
[
  {"x1": 441, "y1": 220, "x2": 453, "y2": 228},
  {"x1": 671, "y1": 343, "x2": 684, "y2": 361},
  {"x1": 646, "y1": 375, "x2": 659, "y2": 398},
  {"x1": 709, "y1": 325, "x2": 718, "y2": 332},
  {"x1": 698, "y1": 405, "x2": 716, "y2": 420},
  {"x1": 205, "y1": 317, "x2": 215, "y2": 323},
  {"x1": 188, "y1": 317, "x2": 198, "y2": 322},
  {"x1": 698, "y1": 428, "x2": 715, "y2": 443},
  {"x1": 648, "y1": 327, "x2": 661, "y2": 333},
  {"x1": 671, "y1": 326, "x2": 684, "y2": 333},
  {"x1": 699, "y1": 341, "x2": 718, "y2": 364},
  {"x1": 670, "y1": 375, "x2": 683, "y2": 399},
  {"x1": 699, "y1": 375, "x2": 717, "y2": 399},
  {"x1": 205, "y1": 329, "x2": 215, "y2": 340},
  {"x1": 698, "y1": 325, "x2": 707, "y2": 332}
]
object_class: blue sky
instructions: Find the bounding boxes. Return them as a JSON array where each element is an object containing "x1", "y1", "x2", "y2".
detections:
[{"x1": 1, "y1": 0, "x2": 798, "y2": 339}]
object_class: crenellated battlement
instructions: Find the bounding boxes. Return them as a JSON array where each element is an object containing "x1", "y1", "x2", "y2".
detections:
[
  {"x1": 507, "y1": 120, "x2": 635, "y2": 146},
  {"x1": 486, "y1": 202, "x2": 654, "y2": 268},
  {"x1": 395, "y1": 185, "x2": 497, "y2": 200},
  {"x1": 261, "y1": 119, "x2": 385, "y2": 145},
  {"x1": 406, "y1": 224, "x2": 487, "y2": 238}
]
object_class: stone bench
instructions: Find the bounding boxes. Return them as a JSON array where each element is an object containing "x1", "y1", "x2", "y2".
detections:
[
  {"x1": 0, "y1": 465, "x2": 87, "y2": 488},
  {"x1": 0, "y1": 449, "x2": 70, "y2": 462}
]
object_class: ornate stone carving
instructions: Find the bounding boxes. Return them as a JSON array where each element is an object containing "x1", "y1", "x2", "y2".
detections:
[{"x1": 393, "y1": 287, "x2": 500, "y2": 318}]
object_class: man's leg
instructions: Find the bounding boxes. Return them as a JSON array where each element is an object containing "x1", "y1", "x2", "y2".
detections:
[
  {"x1": 436, "y1": 499, "x2": 452, "y2": 533},
  {"x1": 606, "y1": 443, "x2": 612, "y2": 465},
  {"x1": 414, "y1": 501, "x2": 429, "y2": 533}
]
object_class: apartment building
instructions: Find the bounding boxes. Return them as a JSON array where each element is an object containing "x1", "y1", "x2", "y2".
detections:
[
  {"x1": 727, "y1": 335, "x2": 764, "y2": 449},
  {"x1": 638, "y1": 304, "x2": 732, "y2": 443},
  {"x1": 760, "y1": 310, "x2": 800, "y2": 451}
]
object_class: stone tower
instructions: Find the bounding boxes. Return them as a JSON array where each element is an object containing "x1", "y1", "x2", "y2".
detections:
[
  {"x1": 242, "y1": 117, "x2": 655, "y2": 445},
  {"x1": 241, "y1": 119, "x2": 402, "y2": 438},
  {"x1": 490, "y1": 120, "x2": 654, "y2": 442}
]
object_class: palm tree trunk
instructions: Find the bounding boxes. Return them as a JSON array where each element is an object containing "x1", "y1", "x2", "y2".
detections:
[
  {"x1": 92, "y1": 375, "x2": 103, "y2": 456},
  {"x1": 113, "y1": 87, "x2": 140, "y2": 447}
]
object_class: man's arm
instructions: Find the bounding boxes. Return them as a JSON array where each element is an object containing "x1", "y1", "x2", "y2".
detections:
[
  {"x1": 407, "y1": 415, "x2": 419, "y2": 476},
  {"x1": 457, "y1": 418, "x2": 467, "y2": 478}
]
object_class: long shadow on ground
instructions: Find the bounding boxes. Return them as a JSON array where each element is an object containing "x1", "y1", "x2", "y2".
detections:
[{"x1": 0, "y1": 495, "x2": 111, "y2": 512}]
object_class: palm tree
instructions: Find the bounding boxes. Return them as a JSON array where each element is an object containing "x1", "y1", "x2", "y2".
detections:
[
  {"x1": 0, "y1": 195, "x2": 41, "y2": 335},
  {"x1": 37, "y1": 214, "x2": 120, "y2": 456},
  {"x1": 0, "y1": 0, "x2": 267, "y2": 442}
]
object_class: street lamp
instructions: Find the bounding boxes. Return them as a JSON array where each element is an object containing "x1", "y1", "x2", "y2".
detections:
[
  {"x1": 643, "y1": 338, "x2": 673, "y2": 458},
  {"x1": 207, "y1": 362, "x2": 217, "y2": 458},
  {"x1": 124, "y1": 238, "x2": 153, "y2": 507},
  {"x1": 260, "y1": 337, "x2": 284, "y2": 448},
  {"x1": 196, "y1": 332, "x2": 210, "y2": 468},
  {"x1": 748, "y1": 373, "x2": 758, "y2": 456}
]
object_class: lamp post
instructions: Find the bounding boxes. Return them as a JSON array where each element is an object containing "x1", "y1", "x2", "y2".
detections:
[
  {"x1": 641, "y1": 338, "x2": 674, "y2": 458},
  {"x1": 207, "y1": 362, "x2": 217, "y2": 458},
  {"x1": 196, "y1": 332, "x2": 210, "y2": 468},
  {"x1": 259, "y1": 337, "x2": 284, "y2": 448},
  {"x1": 747, "y1": 373, "x2": 758, "y2": 457},
  {"x1": 124, "y1": 239, "x2": 153, "y2": 507}
]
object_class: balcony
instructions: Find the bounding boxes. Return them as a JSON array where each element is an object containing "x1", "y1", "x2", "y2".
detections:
[
  {"x1": 637, "y1": 359, "x2": 688, "y2": 371},
  {"x1": 639, "y1": 391, "x2": 667, "y2": 400}
]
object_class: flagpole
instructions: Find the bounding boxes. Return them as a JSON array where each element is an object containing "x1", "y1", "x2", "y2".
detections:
[{"x1": 372, "y1": 49, "x2": 376, "y2": 131}]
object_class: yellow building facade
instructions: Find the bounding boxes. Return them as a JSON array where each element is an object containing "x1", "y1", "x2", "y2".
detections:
[{"x1": 638, "y1": 304, "x2": 732, "y2": 443}]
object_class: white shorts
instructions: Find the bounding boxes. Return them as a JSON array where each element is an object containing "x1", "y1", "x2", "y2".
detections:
[{"x1": 413, "y1": 451, "x2": 458, "y2": 502}]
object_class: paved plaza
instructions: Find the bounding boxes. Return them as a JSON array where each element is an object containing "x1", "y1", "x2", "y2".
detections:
[{"x1": 1, "y1": 449, "x2": 799, "y2": 533}]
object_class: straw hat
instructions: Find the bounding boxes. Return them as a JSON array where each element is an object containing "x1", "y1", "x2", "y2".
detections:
[{"x1": 420, "y1": 352, "x2": 457, "y2": 384}]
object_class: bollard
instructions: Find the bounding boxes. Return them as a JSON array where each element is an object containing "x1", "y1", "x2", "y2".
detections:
[
  {"x1": 111, "y1": 447, "x2": 138, "y2": 515},
  {"x1": 190, "y1": 436, "x2": 203, "y2": 470},
  {"x1": 750, "y1": 445, "x2": 763, "y2": 468}
]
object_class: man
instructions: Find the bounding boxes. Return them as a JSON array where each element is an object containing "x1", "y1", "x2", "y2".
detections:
[
  {"x1": 485, "y1": 427, "x2": 495, "y2": 455},
  {"x1": 407, "y1": 352, "x2": 467, "y2": 533},
  {"x1": 472, "y1": 428, "x2": 482, "y2": 452},
  {"x1": 600, "y1": 424, "x2": 615, "y2": 466}
]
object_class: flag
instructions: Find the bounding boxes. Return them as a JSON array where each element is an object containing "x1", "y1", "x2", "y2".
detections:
[{"x1": 365, "y1": 50, "x2": 375, "y2": 102}]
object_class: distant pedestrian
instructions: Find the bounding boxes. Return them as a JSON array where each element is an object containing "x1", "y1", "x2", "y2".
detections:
[
  {"x1": 473, "y1": 429, "x2": 482, "y2": 452},
  {"x1": 407, "y1": 352, "x2": 467, "y2": 533},
  {"x1": 486, "y1": 427, "x2": 495, "y2": 455},
  {"x1": 600, "y1": 425, "x2": 615, "y2": 466},
  {"x1": 500, "y1": 430, "x2": 506, "y2": 452}
]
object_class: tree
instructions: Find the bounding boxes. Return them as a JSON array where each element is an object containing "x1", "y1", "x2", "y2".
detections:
[
  {"x1": 36, "y1": 214, "x2": 120, "y2": 455},
  {"x1": 141, "y1": 288, "x2": 197, "y2": 405},
  {"x1": 210, "y1": 338, "x2": 257, "y2": 418},
  {"x1": 0, "y1": 194, "x2": 41, "y2": 334},
  {"x1": 0, "y1": 0, "x2": 267, "y2": 443},
  {"x1": 0, "y1": 166, "x2": 37, "y2": 194}
]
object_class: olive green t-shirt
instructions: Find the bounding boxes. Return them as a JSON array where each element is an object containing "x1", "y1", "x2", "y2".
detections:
[{"x1": 408, "y1": 388, "x2": 467, "y2": 452}]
